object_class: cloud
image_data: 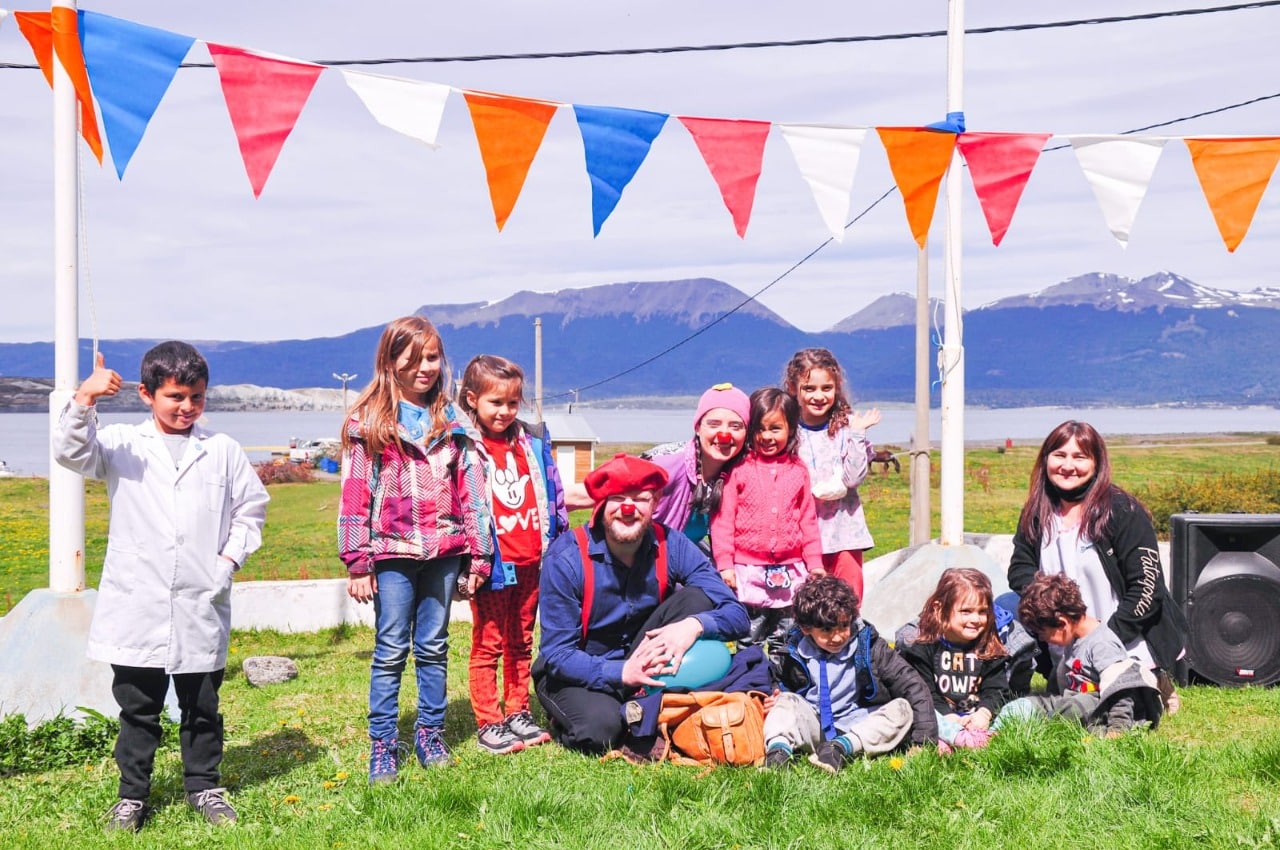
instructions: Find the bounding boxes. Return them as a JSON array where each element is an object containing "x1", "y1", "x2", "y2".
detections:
[{"x1": 1, "y1": 1, "x2": 1277, "y2": 344}]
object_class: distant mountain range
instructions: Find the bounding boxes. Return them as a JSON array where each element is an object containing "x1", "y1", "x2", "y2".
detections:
[{"x1": 2, "y1": 271, "x2": 1278, "y2": 409}]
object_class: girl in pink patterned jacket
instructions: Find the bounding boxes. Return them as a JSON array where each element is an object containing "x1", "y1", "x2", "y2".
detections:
[
  {"x1": 338, "y1": 316, "x2": 493, "y2": 784},
  {"x1": 711, "y1": 387, "x2": 824, "y2": 648}
]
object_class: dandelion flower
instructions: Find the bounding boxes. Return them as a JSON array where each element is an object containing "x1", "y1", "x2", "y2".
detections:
[
  {"x1": 323, "y1": 781, "x2": 337, "y2": 790},
  {"x1": 889, "y1": 757, "x2": 904, "y2": 771},
  {"x1": 335, "y1": 771, "x2": 349, "y2": 780},
  {"x1": 284, "y1": 795, "x2": 301, "y2": 804}
]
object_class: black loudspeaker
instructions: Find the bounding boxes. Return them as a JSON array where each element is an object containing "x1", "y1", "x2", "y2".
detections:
[{"x1": 1170, "y1": 513, "x2": 1280, "y2": 686}]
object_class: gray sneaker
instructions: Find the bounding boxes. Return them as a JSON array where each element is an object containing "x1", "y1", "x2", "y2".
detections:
[
  {"x1": 104, "y1": 798, "x2": 150, "y2": 832},
  {"x1": 504, "y1": 710, "x2": 551, "y2": 746},
  {"x1": 187, "y1": 787, "x2": 238, "y2": 825},
  {"x1": 477, "y1": 721, "x2": 526, "y2": 755}
]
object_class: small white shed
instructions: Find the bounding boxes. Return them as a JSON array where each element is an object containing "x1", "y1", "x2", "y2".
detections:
[{"x1": 540, "y1": 411, "x2": 599, "y2": 486}]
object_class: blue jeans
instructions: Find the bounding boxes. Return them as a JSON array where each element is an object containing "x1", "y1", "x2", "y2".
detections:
[{"x1": 368, "y1": 556, "x2": 460, "y2": 740}]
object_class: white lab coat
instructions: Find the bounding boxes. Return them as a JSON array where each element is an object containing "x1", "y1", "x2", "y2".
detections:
[{"x1": 53, "y1": 401, "x2": 269, "y2": 673}]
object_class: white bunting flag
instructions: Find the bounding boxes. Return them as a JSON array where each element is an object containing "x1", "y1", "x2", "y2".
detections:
[
  {"x1": 777, "y1": 123, "x2": 868, "y2": 241},
  {"x1": 1068, "y1": 135, "x2": 1168, "y2": 248},
  {"x1": 342, "y1": 70, "x2": 452, "y2": 149}
]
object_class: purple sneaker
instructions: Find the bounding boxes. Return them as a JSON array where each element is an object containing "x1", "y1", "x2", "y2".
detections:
[{"x1": 415, "y1": 726, "x2": 450, "y2": 767}]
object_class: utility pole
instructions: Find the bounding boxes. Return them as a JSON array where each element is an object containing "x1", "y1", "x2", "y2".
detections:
[
  {"x1": 332, "y1": 372, "x2": 357, "y2": 412},
  {"x1": 910, "y1": 245, "x2": 932, "y2": 545},
  {"x1": 534, "y1": 317, "x2": 543, "y2": 423}
]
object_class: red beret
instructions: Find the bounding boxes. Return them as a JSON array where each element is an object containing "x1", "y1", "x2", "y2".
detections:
[{"x1": 584, "y1": 453, "x2": 669, "y2": 504}]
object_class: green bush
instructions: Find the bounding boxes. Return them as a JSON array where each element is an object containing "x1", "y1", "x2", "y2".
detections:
[
  {"x1": 0, "y1": 708, "x2": 179, "y2": 776},
  {"x1": 1136, "y1": 468, "x2": 1280, "y2": 535}
]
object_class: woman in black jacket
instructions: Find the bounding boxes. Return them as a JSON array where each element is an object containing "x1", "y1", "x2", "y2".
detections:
[{"x1": 1005, "y1": 421, "x2": 1186, "y2": 712}]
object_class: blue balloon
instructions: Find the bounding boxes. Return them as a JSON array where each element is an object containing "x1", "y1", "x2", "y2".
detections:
[{"x1": 648, "y1": 639, "x2": 732, "y2": 693}]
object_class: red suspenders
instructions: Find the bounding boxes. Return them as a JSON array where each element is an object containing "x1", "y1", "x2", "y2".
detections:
[{"x1": 573, "y1": 523, "x2": 668, "y2": 649}]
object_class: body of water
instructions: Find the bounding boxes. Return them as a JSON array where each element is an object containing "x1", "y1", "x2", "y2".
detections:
[{"x1": 2, "y1": 404, "x2": 1276, "y2": 477}]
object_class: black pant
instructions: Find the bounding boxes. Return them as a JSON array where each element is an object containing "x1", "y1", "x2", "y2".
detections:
[
  {"x1": 534, "y1": 587, "x2": 714, "y2": 754},
  {"x1": 111, "y1": 665, "x2": 225, "y2": 800}
]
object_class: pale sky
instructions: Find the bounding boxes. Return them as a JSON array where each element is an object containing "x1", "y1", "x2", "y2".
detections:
[{"x1": 0, "y1": 1, "x2": 1276, "y2": 343}]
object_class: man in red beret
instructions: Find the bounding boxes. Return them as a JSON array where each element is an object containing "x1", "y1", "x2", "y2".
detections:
[{"x1": 533, "y1": 454, "x2": 749, "y2": 754}]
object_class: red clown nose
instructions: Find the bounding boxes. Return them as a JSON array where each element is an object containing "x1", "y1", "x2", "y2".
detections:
[
  {"x1": 715, "y1": 431, "x2": 733, "y2": 444},
  {"x1": 620, "y1": 502, "x2": 637, "y2": 517}
]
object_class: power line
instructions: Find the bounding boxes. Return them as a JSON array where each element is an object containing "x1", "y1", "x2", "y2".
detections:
[{"x1": 0, "y1": 2, "x2": 1274, "y2": 70}]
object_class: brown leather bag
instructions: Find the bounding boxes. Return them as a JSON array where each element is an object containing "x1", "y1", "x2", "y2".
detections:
[{"x1": 657, "y1": 691, "x2": 767, "y2": 767}]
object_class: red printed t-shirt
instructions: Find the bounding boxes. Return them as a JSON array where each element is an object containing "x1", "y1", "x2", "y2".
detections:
[{"x1": 483, "y1": 435, "x2": 543, "y2": 567}]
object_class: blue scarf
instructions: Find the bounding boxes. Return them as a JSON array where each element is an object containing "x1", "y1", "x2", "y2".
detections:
[{"x1": 398, "y1": 400, "x2": 430, "y2": 441}]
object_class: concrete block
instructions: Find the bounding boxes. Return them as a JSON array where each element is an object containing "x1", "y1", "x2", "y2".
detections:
[
  {"x1": 230, "y1": 578, "x2": 472, "y2": 633},
  {"x1": 0, "y1": 589, "x2": 116, "y2": 724}
]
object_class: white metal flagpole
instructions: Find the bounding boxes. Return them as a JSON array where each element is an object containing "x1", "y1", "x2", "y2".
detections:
[
  {"x1": 49, "y1": 0, "x2": 86, "y2": 592},
  {"x1": 938, "y1": 0, "x2": 966, "y2": 546}
]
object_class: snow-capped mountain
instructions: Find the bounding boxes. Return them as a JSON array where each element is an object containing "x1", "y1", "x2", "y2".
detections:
[{"x1": 981, "y1": 272, "x2": 1280, "y2": 313}]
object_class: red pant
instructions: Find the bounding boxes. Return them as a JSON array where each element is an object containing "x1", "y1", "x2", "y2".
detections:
[
  {"x1": 821, "y1": 549, "x2": 865, "y2": 604},
  {"x1": 469, "y1": 563, "x2": 540, "y2": 727}
]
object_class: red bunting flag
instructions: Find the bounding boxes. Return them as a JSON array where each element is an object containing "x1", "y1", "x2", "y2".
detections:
[
  {"x1": 14, "y1": 9, "x2": 104, "y2": 163},
  {"x1": 206, "y1": 44, "x2": 323, "y2": 199},
  {"x1": 876, "y1": 127, "x2": 957, "y2": 248},
  {"x1": 1185, "y1": 137, "x2": 1280, "y2": 252},
  {"x1": 679, "y1": 117, "x2": 771, "y2": 238},
  {"x1": 463, "y1": 91, "x2": 559, "y2": 231},
  {"x1": 956, "y1": 132, "x2": 1051, "y2": 246}
]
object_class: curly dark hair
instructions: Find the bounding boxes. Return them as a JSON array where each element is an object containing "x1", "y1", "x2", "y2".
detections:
[
  {"x1": 1017, "y1": 573, "x2": 1088, "y2": 639},
  {"x1": 793, "y1": 575, "x2": 860, "y2": 631}
]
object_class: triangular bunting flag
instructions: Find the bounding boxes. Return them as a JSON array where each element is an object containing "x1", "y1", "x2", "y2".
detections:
[
  {"x1": 206, "y1": 43, "x2": 323, "y2": 199},
  {"x1": 1068, "y1": 135, "x2": 1167, "y2": 248},
  {"x1": 777, "y1": 123, "x2": 867, "y2": 241},
  {"x1": 81, "y1": 11, "x2": 194, "y2": 179},
  {"x1": 14, "y1": 9, "x2": 104, "y2": 163},
  {"x1": 573, "y1": 105, "x2": 668, "y2": 236},
  {"x1": 1184, "y1": 137, "x2": 1280, "y2": 252},
  {"x1": 956, "y1": 132, "x2": 1051, "y2": 246},
  {"x1": 678, "y1": 116, "x2": 771, "y2": 238},
  {"x1": 875, "y1": 127, "x2": 957, "y2": 248},
  {"x1": 342, "y1": 71, "x2": 451, "y2": 149},
  {"x1": 463, "y1": 91, "x2": 559, "y2": 231}
]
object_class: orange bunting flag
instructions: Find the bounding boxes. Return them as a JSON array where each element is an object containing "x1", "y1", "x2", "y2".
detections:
[
  {"x1": 876, "y1": 127, "x2": 957, "y2": 249},
  {"x1": 956, "y1": 132, "x2": 1051, "y2": 246},
  {"x1": 14, "y1": 9, "x2": 104, "y2": 163},
  {"x1": 678, "y1": 117, "x2": 771, "y2": 238},
  {"x1": 206, "y1": 44, "x2": 323, "y2": 199},
  {"x1": 463, "y1": 91, "x2": 560, "y2": 231},
  {"x1": 1184, "y1": 137, "x2": 1280, "y2": 252}
]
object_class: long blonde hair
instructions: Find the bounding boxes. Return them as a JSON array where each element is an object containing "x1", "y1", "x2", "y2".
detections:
[{"x1": 343, "y1": 315, "x2": 452, "y2": 456}]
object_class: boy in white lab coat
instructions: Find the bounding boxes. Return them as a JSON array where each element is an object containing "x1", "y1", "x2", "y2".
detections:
[{"x1": 53, "y1": 342, "x2": 269, "y2": 832}]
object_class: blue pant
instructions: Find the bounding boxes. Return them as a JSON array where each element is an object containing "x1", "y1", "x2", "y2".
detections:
[{"x1": 368, "y1": 556, "x2": 461, "y2": 741}]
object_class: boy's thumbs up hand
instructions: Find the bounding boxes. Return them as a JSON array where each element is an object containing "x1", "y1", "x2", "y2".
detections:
[{"x1": 74, "y1": 351, "x2": 122, "y2": 406}]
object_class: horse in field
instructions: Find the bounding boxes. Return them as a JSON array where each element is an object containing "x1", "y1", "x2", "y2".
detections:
[{"x1": 870, "y1": 449, "x2": 901, "y2": 474}]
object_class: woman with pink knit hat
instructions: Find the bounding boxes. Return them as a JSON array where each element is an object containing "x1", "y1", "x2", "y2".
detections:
[{"x1": 642, "y1": 383, "x2": 751, "y2": 551}]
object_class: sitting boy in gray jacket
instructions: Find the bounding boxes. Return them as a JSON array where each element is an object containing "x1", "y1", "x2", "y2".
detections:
[{"x1": 994, "y1": 573, "x2": 1162, "y2": 735}]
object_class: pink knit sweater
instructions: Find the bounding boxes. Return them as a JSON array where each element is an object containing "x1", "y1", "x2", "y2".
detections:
[{"x1": 711, "y1": 451, "x2": 824, "y2": 574}]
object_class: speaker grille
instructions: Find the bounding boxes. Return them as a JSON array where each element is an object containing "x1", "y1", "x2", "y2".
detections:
[{"x1": 1187, "y1": 573, "x2": 1280, "y2": 686}]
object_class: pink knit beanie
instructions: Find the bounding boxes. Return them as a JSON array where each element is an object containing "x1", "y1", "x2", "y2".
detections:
[{"x1": 693, "y1": 383, "x2": 750, "y2": 429}]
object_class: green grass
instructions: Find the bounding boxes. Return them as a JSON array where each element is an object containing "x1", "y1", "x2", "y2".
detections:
[{"x1": 3, "y1": 621, "x2": 1280, "y2": 847}]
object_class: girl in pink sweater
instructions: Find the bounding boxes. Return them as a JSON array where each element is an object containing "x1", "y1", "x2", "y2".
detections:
[{"x1": 711, "y1": 387, "x2": 824, "y2": 647}]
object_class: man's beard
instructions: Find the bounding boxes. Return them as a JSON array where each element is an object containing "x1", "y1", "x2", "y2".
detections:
[{"x1": 607, "y1": 516, "x2": 650, "y2": 546}]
